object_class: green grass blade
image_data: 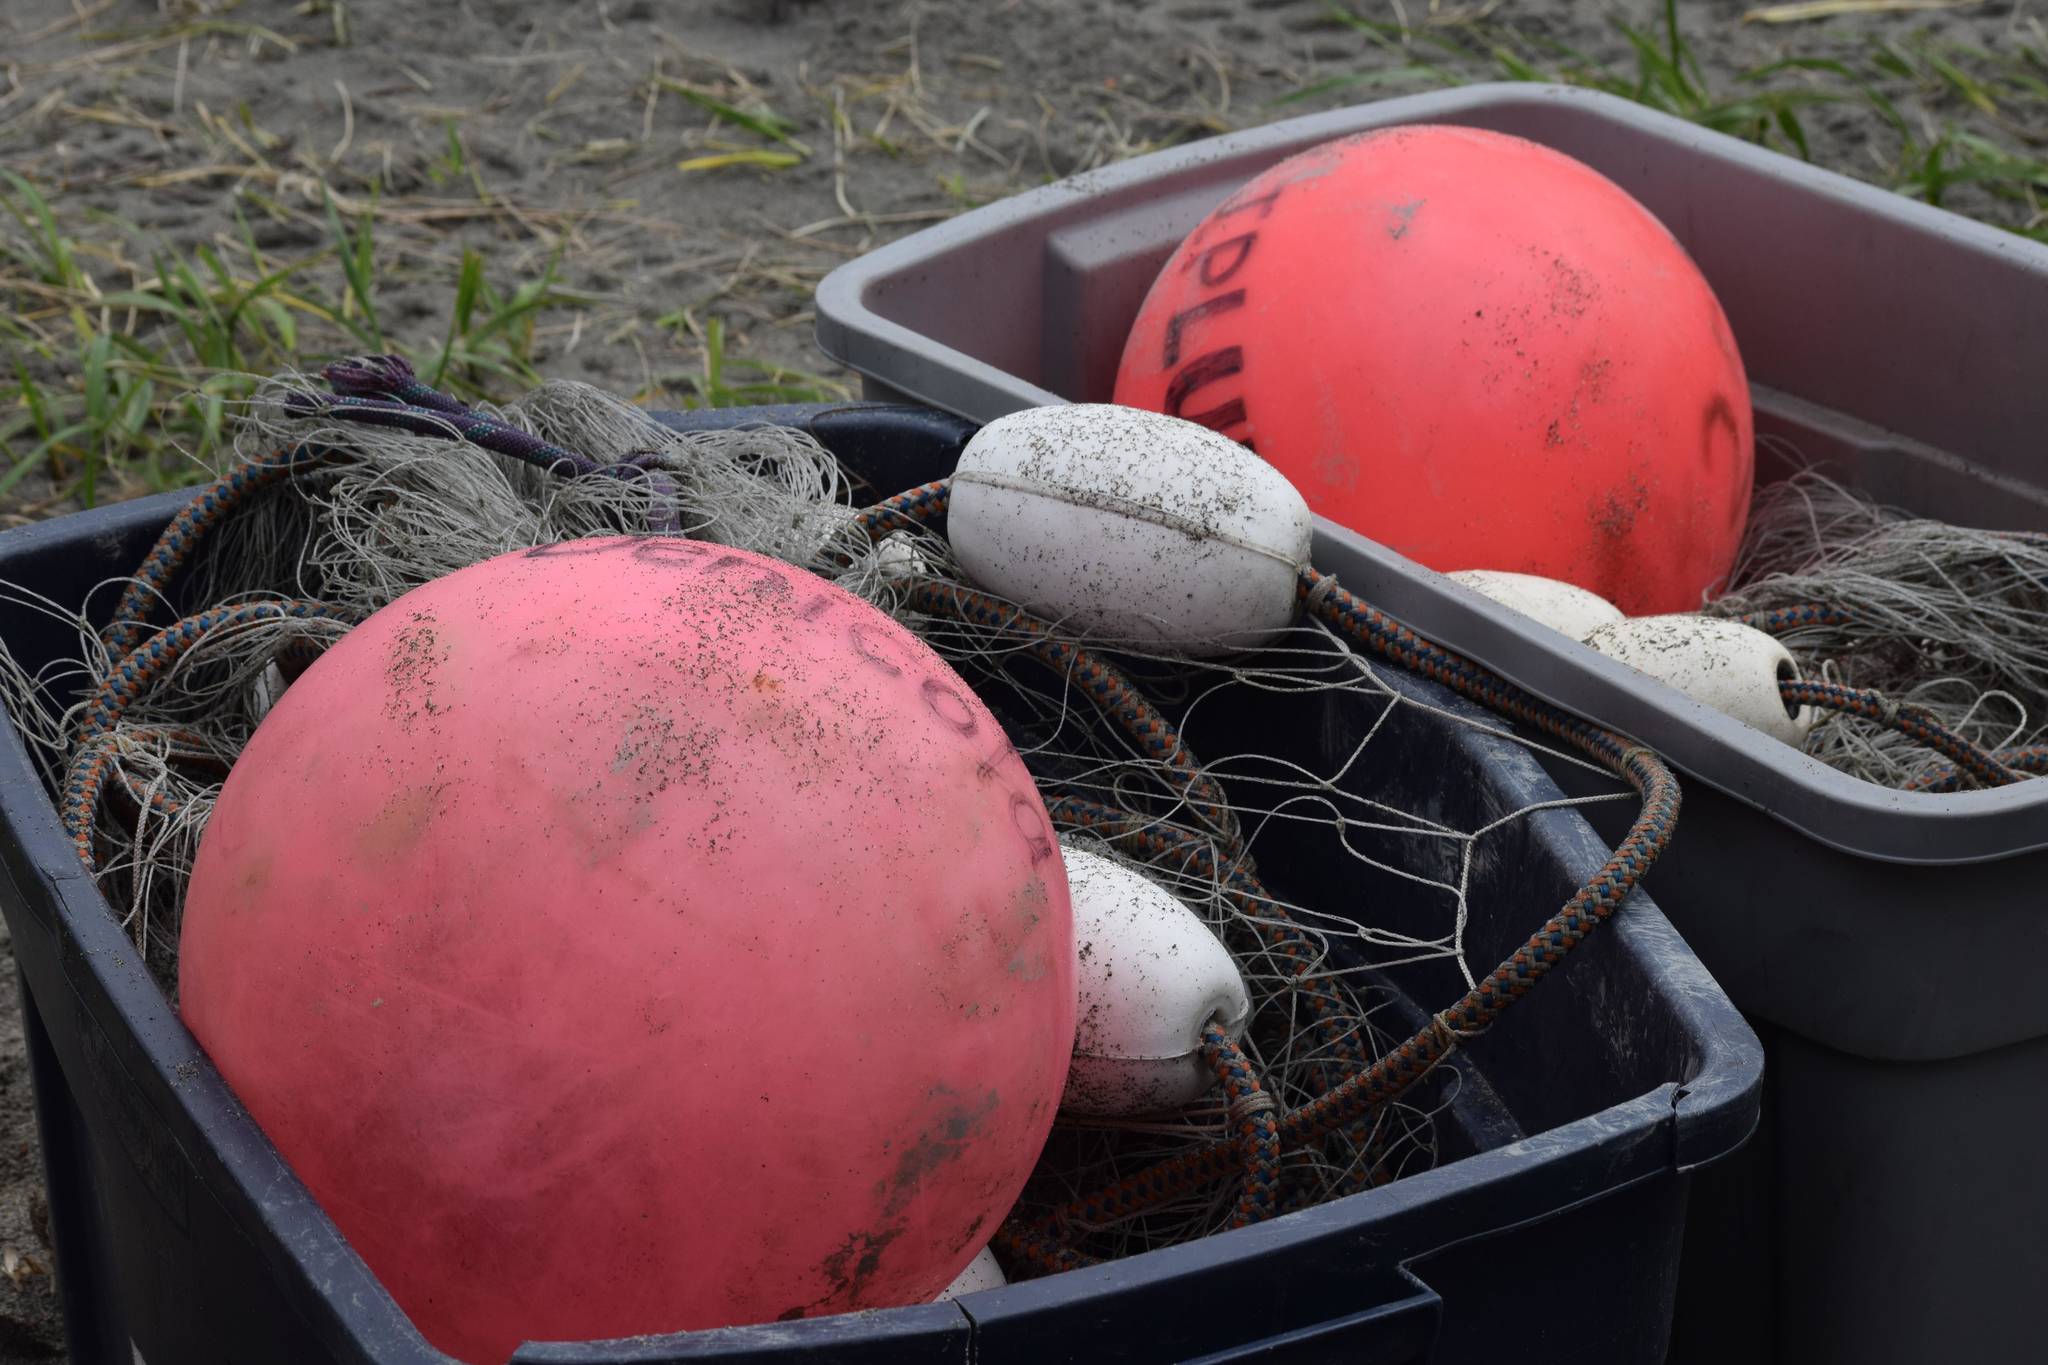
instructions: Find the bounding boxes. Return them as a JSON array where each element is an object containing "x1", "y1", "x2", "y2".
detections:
[
  {"x1": 0, "y1": 422, "x2": 88, "y2": 499},
  {"x1": 0, "y1": 169, "x2": 79, "y2": 288},
  {"x1": 1775, "y1": 105, "x2": 1813, "y2": 160},
  {"x1": 704, "y1": 317, "x2": 726, "y2": 404},
  {"x1": 11, "y1": 363, "x2": 52, "y2": 442},
  {"x1": 1489, "y1": 46, "x2": 1547, "y2": 83},
  {"x1": 658, "y1": 80, "x2": 810, "y2": 152},
  {"x1": 427, "y1": 248, "x2": 487, "y2": 388},
  {"x1": 322, "y1": 185, "x2": 385, "y2": 350},
  {"x1": 1272, "y1": 64, "x2": 1442, "y2": 106}
]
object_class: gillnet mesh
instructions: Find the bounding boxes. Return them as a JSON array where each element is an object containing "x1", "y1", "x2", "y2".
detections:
[
  {"x1": 0, "y1": 366, "x2": 1665, "y2": 1276},
  {"x1": 1706, "y1": 470, "x2": 2048, "y2": 789}
]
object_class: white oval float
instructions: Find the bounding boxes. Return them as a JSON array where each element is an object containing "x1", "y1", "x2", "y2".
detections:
[
  {"x1": 1447, "y1": 569, "x2": 1623, "y2": 641},
  {"x1": 1060, "y1": 845, "x2": 1252, "y2": 1116},
  {"x1": 948, "y1": 404, "x2": 1313, "y2": 657},
  {"x1": 935, "y1": 1246, "x2": 1007, "y2": 1300},
  {"x1": 1583, "y1": 615, "x2": 1816, "y2": 747}
]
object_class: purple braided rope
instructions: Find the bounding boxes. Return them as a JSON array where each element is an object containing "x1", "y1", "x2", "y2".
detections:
[
  {"x1": 322, "y1": 354, "x2": 475, "y2": 417},
  {"x1": 282, "y1": 391, "x2": 603, "y2": 477},
  {"x1": 294, "y1": 357, "x2": 678, "y2": 488}
]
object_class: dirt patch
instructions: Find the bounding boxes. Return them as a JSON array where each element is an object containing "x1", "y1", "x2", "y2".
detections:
[{"x1": 2, "y1": 1, "x2": 2037, "y2": 464}]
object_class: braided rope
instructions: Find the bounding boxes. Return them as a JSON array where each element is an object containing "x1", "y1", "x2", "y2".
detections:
[
  {"x1": 1294, "y1": 574, "x2": 1682, "y2": 1143},
  {"x1": 65, "y1": 599, "x2": 350, "y2": 871},
  {"x1": 323, "y1": 354, "x2": 474, "y2": 417},
  {"x1": 102, "y1": 446, "x2": 329, "y2": 658},
  {"x1": 870, "y1": 488, "x2": 1404, "y2": 1242},
  {"x1": 998, "y1": 1019, "x2": 1287, "y2": 1272},
  {"x1": 992, "y1": 1215, "x2": 1090, "y2": 1278},
  {"x1": 852, "y1": 480, "x2": 950, "y2": 543},
  {"x1": 935, "y1": 555, "x2": 1678, "y2": 1262},
  {"x1": 1780, "y1": 678, "x2": 2023, "y2": 789},
  {"x1": 1902, "y1": 745, "x2": 2048, "y2": 794},
  {"x1": 1045, "y1": 795, "x2": 1375, "y2": 1090},
  {"x1": 1022, "y1": 744, "x2": 1677, "y2": 1236},
  {"x1": 1000, "y1": 573, "x2": 1680, "y2": 1234},
  {"x1": 1300, "y1": 569, "x2": 1649, "y2": 771},
  {"x1": 908, "y1": 581, "x2": 1243, "y2": 849},
  {"x1": 1204, "y1": 1021, "x2": 1282, "y2": 1230},
  {"x1": 118, "y1": 776, "x2": 188, "y2": 818},
  {"x1": 107, "y1": 725, "x2": 227, "y2": 819},
  {"x1": 838, "y1": 497, "x2": 1685, "y2": 1256},
  {"x1": 1046, "y1": 793, "x2": 1392, "y2": 1190},
  {"x1": 1730, "y1": 603, "x2": 2027, "y2": 788},
  {"x1": 1729, "y1": 603, "x2": 1854, "y2": 635}
]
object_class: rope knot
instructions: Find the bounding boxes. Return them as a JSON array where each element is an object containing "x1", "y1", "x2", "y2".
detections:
[
  {"x1": 1427, "y1": 1009, "x2": 1489, "y2": 1055},
  {"x1": 1299, "y1": 570, "x2": 1341, "y2": 619},
  {"x1": 1227, "y1": 1089, "x2": 1279, "y2": 1128}
]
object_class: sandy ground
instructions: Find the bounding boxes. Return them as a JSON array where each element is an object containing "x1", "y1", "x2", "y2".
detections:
[
  {"x1": 0, "y1": 0, "x2": 2042, "y2": 1359},
  {"x1": 4, "y1": 0, "x2": 2037, "y2": 409}
]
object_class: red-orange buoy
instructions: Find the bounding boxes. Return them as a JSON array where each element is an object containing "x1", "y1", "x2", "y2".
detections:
[
  {"x1": 180, "y1": 538, "x2": 1073, "y2": 1363},
  {"x1": 1114, "y1": 125, "x2": 1754, "y2": 614}
]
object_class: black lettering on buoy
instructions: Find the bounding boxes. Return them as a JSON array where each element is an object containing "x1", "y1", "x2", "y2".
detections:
[
  {"x1": 1165, "y1": 347, "x2": 1251, "y2": 439},
  {"x1": 975, "y1": 732, "x2": 1022, "y2": 783},
  {"x1": 847, "y1": 622, "x2": 903, "y2": 676},
  {"x1": 1181, "y1": 396, "x2": 1251, "y2": 440},
  {"x1": 920, "y1": 678, "x2": 979, "y2": 736},
  {"x1": 1216, "y1": 187, "x2": 1282, "y2": 221},
  {"x1": 525, "y1": 538, "x2": 638, "y2": 559},
  {"x1": 797, "y1": 594, "x2": 837, "y2": 622},
  {"x1": 701, "y1": 554, "x2": 794, "y2": 600},
  {"x1": 1165, "y1": 348, "x2": 1252, "y2": 439},
  {"x1": 1008, "y1": 791, "x2": 1056, "y2": 864},
  {"x1": 630, "y1": 539, "x2": 713, "y2": 567},
  {"x1": 1192, "y1": 233, "x2": 1256, "y2": 287},
  {"x1": 1162, "y1": 289, "x2": 1245, "y2": 368}
]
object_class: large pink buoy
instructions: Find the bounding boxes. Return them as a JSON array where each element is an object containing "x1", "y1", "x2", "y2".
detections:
[
  {"x1": 1114, "y1": 125, "x2": 1754, "y2": 615},
  {"x1": 180, "y1": 537, "x2": 1073, "y2": 1364}
]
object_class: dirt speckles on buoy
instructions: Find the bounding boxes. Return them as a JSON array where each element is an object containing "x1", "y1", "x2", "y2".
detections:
[
  {"x1": 179, "y1": 538, "x2": 1075, "y2": 1351},
  {"x1": 384, "y1": 610, "x2": 448, "y2": 734}
]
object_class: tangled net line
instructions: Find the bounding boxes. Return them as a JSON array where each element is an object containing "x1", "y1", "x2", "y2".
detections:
[
  {"x1": 1708, "y1": 471, "x2": 2048, "y2": 792},
  {"x1": 13, "y1": 356, "x2": 2013, "y2": 1279}
]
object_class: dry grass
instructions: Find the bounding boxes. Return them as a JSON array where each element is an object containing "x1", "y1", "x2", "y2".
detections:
[{"x1": 2, "y1": 0, "x2": 2044, "y2": 516}]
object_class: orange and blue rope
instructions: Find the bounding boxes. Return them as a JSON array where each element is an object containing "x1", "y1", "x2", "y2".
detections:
[
  {"x1": 66, "y1": 599, "x2": 351, "y2": 871},
  {"x1": 863, "y1": 488, "x2": 1684, "y2": 1270}
]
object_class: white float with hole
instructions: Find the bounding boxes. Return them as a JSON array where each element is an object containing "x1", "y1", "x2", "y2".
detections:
[
  {"x1": 1059, "y1": 845, "x2": 1252, "y2": 1116},
  {"x1": 1583, "y1": 615, "x2": 1816, "y2": 747}
]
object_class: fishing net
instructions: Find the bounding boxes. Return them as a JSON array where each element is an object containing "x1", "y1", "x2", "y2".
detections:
[
  {"x1": 0, "y1": 360, "x2": 1695, "y2": 1283},
  {"x1": 8, "y1": 353, "x2": 2041, "y2": 1292},
  {"x1": 1708, "y1": 470, "x2": 2048, "y2": 790}
]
